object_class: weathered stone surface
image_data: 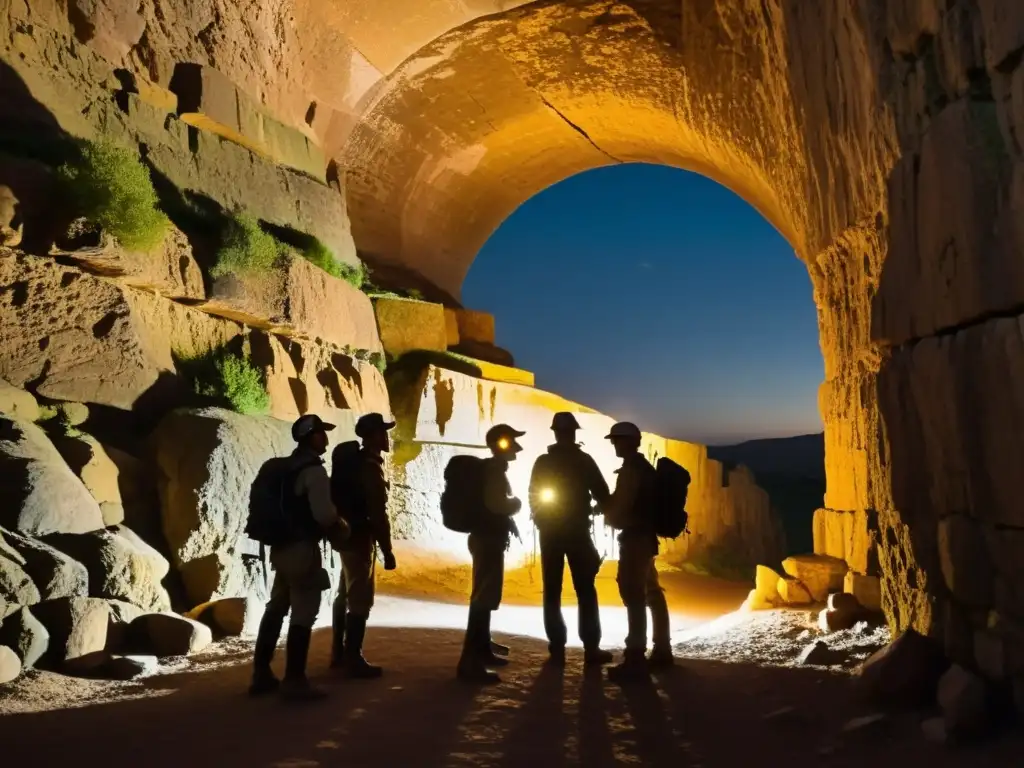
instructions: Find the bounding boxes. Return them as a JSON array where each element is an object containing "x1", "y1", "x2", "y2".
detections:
[
  {"x1": 0, "y1": 644, "x2": 20, "y2": 684},
  {"x1": 151, "y1": 408, "x2": 353, "y2": 605},
  {"x1": 938, "y1": 664, "x2": 989, "y2": 736},
  {"x1": 45, "y1": 527, "x2": 171, "y2": 611},
  {"x1": 1, "y1": 528, "x2": 89, "y2": 601},
  {"x1": 0, "y1": 184, "x2": 21, "y2": 247},
  {"x1": 452, "y1": 309, "x2": 495, "y2": 346},
  {"x1": 938, "y1": 514, "x2": 993, "y2": 607},
  {"x1": 0, "y1": 416, "x2": 105, "y2": 536},
  {"x1": 373, "y1": 297, "x2": 448, "y2": 358},
  {"x1": 798, "y1": 640, "x2": 841, "y2": 666},
  {"x1": 33, "y1": 596, "x2": 110, "y2": 664},
  {"x1": 782, "y1": 555, "x2": 847, "y2": 603},
  {"x1": 753, "y1": 565, "x2": 782, "y2": 605},
  {"x1": 819, "y1": 592, "x2": 867, "y2": 632},
  {"x1": 973, "y1": 612, "x2": 1024, "y2": 680},
  {"x1": 0, "y1": 249, "x2": 240, "y2": 412},
  {"x1": 856, "y1": 629, "x2": 948, "y2": 708},
  {"x1": 812, "y1": 508, "x2": 878, "y2": 575},
  {"x1": 51, "y1": 433, "x2": 125, "y2": 527},
  {"x1": 777, "y1": 577, "x2": 813, "y2": 606},
  {"x1": 443, "y1": 308, "x2": 460, "y2": 347},
  {"x1": 129, "y1": 612, "x2": 212, "y2": 657},
  {"x1": 52, "y1": 221, "x2": 204, "y2": 301},
  {"x1": 185, "y1": 596, "x2": 260, "y2": 637},
  {"x1": 845, "y1": 572, "x2": 882, "y2": 613},
  {"x1": 0, "y1": 605, "x2": 48, "y2": 669},
  {"x1": 0, "y1": 531, "x2": 40, "y2": 609},
  {"x1": 451, "y1": 340, "x2": 516, "y2": 368},
  {"x1": 0, "y1": 379, "x2": 38, "y2": 422},
  {"x1": 203, "y1": 255, "x2": 381, "y2": 355},
  {"x1": 104, "y1": 598, "x2": 143, "y2": 652}
]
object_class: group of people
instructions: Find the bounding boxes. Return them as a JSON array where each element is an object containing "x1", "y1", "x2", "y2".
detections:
[{"x1": 246, "y1": 410, "x2": 673, "y2": 701}]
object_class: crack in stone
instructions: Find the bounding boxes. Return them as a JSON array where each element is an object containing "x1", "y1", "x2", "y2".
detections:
[
  {"x1": 889, "y1": 301, "x2": 1024, "y2": 351},
  {"x1": 536, "y1": 94, "x2": 623, "y2": 164}
]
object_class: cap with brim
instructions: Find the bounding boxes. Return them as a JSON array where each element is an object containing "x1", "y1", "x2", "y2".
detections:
[
  {"x1": 605, "y1": 422, "x2": 641, "y2": 441},
  {"x1": 355, "y1": 413, "x2": 397, "y2": 438},
  {"x1": 292, "y1": 414, "x2": 336, "y2": 441}
]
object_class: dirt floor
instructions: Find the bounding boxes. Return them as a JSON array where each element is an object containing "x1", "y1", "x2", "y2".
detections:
[{"x1": 1, "y1": 564, "x2": 1022, "y2": 767}]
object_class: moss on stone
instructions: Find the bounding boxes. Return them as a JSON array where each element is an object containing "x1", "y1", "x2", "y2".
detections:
[{"x1": 210, "y1": 212, "x2": 286, "y2": 278}]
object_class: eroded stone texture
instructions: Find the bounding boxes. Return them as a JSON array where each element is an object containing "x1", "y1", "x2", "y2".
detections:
[{"x1": 373, "y1": 297, "x2": 448, "y2": 358}]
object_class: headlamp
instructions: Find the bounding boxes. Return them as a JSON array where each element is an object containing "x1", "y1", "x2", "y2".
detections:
[
  {"x1": 539, "y1": 487, "x2": 556, "y2": 504},
  {"x1": 497, "y1": 437, "x2": 510, "y2": 450}
]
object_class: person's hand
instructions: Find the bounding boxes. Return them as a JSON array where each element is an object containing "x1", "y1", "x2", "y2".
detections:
[
  {"x1": 383, "y1": 551, "x2": 397, "y2": 571},
  {"x1": 509, "y1": 519, "x2": 521, "y2": 541},
  {"x1": 326, "y1": 519, "x2": 351, "y2": 551}
]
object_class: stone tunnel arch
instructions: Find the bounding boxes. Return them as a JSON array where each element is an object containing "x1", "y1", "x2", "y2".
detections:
[{"x1": 328, "y1": 0, "x2": 1024, "y2": 681}]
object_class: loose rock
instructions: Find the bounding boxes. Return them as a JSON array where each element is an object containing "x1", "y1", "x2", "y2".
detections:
[
  {"x1": 130, "y1": 612, "x2": 212, "y2": 657},
  {"x1": 2, "y1": 527, "x2": 89, "y2": 601},
  {"x1": 856, "y1": 629, "x2": 948, "y2": 708},
  {"x1": 798, "y1": 640, "x2": 838, "y2": 666},
  {"x1": 0, "y1": 605, "x2": 49, "y2": 669},
  {"x1": 0, "y1": 530, "x2": 41, "y2": 608},
  {"x1": 938, "y1": 664, "x2": 989, "y2": 736},
  {"x1": 844, "y1": 572, "x2": 882, "y2": 612},
  {"x1": 105, "y1": 599, "x2": 144, "y2": 653},
  {"x1": 0, "y1": 644, "x2": 21, "y2": 684},
  {"x1": 186, "y1": 596, "x2": 260, "y2": 637},
  {"x1": 0, "y1": 379, "x2": 38, "y2": 422},
  {"x1": 33, "y1": 596, "x2": 110, "y2": 664},
  {"x1": 781, "y1": 554, "x2": 847, "y2": 602},
  {"x1": 777, "y1": 577, "x2": 814, "y2": 605},
  {"x1": 51, "y1": 433, "x2": 125, "y2": 526},
  {"x1": 754, "y1": 564, "x2": 783, "y2": 604}
]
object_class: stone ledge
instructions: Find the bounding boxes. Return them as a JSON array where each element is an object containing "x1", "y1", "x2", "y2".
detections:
[
  {"x1": 451, "y1": 308, "x2": 495, "y2": 345},
  {"x1": 373, "y1": 296, "x2": 448, "y2": 357}
]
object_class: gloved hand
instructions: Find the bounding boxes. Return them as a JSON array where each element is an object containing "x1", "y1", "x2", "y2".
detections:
[{"x1": 382, "y1": 550, "x2": 397, "y2": 571}]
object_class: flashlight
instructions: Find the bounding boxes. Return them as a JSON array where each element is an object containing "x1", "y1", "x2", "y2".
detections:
[
  {"x1": 539, "y1": 487, "x2": 556, "y2": 504},
  {"x1": 497, "y1": 437, "x2": 510, "y2": 450}
]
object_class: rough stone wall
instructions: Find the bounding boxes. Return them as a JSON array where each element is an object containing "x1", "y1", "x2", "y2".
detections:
[{"x1": 386, "y1": 362, "x2": 785, "y2": 572}]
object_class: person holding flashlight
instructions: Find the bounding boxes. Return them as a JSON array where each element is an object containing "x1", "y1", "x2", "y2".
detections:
[
  {"x1": 529, "y1": 412, "x2": 613, "y2": 666},
  {"x1": 456, "y1": 423, "x2": 525, "y2": 684}
]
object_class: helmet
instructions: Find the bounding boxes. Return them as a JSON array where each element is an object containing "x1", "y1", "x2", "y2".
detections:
[
  {"x1": 486, "y1": 423, "x2": 525, "y2": 452},
  {"x1": 605, "y1": 422, "x2": 642, "y2": 441},
  {"x1": 551, "y1": 412, "x2": 581, "y2": 431}
]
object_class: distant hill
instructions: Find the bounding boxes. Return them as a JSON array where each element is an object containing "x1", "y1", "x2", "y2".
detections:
[
  {"x1": 707, "y1": 433, "x2": 825, "y2": 557},
  {"x1": 707, "y1": 432, "x2": 825, "y2": 482}
]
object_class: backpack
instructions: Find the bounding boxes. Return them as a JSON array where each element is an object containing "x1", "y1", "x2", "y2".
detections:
[
  {"x1": 245, "y1": 455, "x2": 320, "y2": 547},
  {"x1": 440, "y1": 454, "x2": 487, "y2": 533},
  {"x1": 331, "y1": 441, "x2": 366, "y2": 529},
  {"x1": 653, "y1": 457, "x2": 691, "y2": 539}
]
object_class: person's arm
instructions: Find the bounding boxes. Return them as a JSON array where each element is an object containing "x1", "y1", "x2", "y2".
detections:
[
  {"x1": 603, "y1": 465, "x2": 638, "y2": 530},
  {"x1": 484, "y1": 462, "x2": 521, "y2": 517},
  {"x1": 528, "y1": 455, "x2": 546, "y2": 516},
  {"x1": 586, "y1": 455, "x2": 611, "y2": 507},
  {"x1": 362, "y1": 460, "x2": 394, "y2": 557},
  {"x1": 301, "y1": 464, "x2": 350, "y2": 546}
]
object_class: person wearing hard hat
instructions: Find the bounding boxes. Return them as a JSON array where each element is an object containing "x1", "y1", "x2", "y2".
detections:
[
  {"x1": 457, "y1": 423, "x2": 525, "y2": 684},
  {"x1": 529, "y1": 412, "x2": 614, "y2": 666},
  {"x1": 601, "y1": 421, "x2": 673, "y2": 683}
]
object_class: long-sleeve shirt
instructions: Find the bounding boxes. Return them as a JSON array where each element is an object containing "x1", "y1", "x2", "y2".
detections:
[
  {"x1": 603, "y1": 452, "x2": 656, "y2": 534},
  {"x1": 475, "y1": 457, "x2": 521, "y2": 539},
  {"x1": 360, "y1": 452, "x2": 393, "y2": 556},
  {"x1": 292, "y1": 448, "x2": 340, "y2": 530},
  {"x1": 529, "y1": 443, "x2": 610, "y2": 534}
]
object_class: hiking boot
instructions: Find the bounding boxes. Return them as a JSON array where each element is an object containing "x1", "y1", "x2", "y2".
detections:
[
  {"x1": 490, "y1": 640, "x2": 510, "y2": 657},
  {"x1": 248, "y1": 669, "x2": 280, "y2": 696},
  {"x1": 457, "y1": 656, "x2": 501, "y2": 685},
  {"x1": 280, "y1": 676, "x2": 328, "y2": 701},
  {"x1": 478, "y1": 649, "x2": 509, "y2": 667},
  {"x1": 607, "y1": 651, "x2": 650, "y2": 685},
  {"x1": 584, "y1": 647, "x2": 614, "y2": 666},
  {"x1": 648, "y1": 646, "x2": 675, "y2": 669},
  {"x1": 345, "y1": 613, "x2": 383, "y2": 679}
]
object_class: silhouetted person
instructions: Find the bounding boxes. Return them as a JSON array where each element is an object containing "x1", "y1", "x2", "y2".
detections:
[
  {"x1": 601, "y1": 422, "x2": 673, "y2": 683},
  {"x1": 330, "y1": 413, "x2": 397, "y2": 678},
  {"x1": 457, "y1": 423, "x2": 525, "y2": 684},
  {"x1": 529, "y1": 412, "x2": 614, "y2": 665},
  {"x1": 248, "y1": 414, "x2": 349, "y2": 700}
]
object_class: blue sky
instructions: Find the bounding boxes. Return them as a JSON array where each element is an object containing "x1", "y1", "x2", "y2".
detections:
[{"x1": 461, "y1": 163, "x2": 824, "y2": 446}]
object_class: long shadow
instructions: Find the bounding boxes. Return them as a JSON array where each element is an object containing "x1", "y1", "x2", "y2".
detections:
[
  {"x1": 577, "y1": 664, "x2": 618, "y2": 768},
  {"x1": 497, "y1": 659, "x2": 571, "y2": 767}
]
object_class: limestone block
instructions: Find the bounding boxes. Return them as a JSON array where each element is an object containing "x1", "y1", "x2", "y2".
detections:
[
  {"x1": 845, "y1": 572, "x2": 882, "y2": 612},
  {"x1": 373, "y1": 297, "x2": 448, "y2": 357},
  {"x1": 129, "y1": 612, "x2": 212, "y2": 657},
  {"x1": 938, "y1": 514, "x2": 993, "y2": 607},
  {"x1": 938, "y1": 664, "x2": 989, "y2": 736},
  {"x1": 452, "y1": 340, "x2": 515, "y2": 368},
  {"x1": 1, "y1": 528, "x2": 89, "y2": 602},
  {"x1": 452, "y1": 309, "x2": 495, "y2": 345},
  {"x1": 33, "y1": 596, "x2": 110, "y2": 664},
  {"x1": 777, "y1": 577, "x2": 813, "y2": 606},
  {"x1": 0, "y1": 379, "x2": 38, "y2": 422},
  {"x1": 67, "y1": 0, "x2": 146, "y2": 63},
  {"x1": 203, "y1": 255, "x2": 382, "y2": 354},
  {"x1": 443, "y1": 308, "x2": 461, "y2": 347},
  {"x1": 856, "y1": 629, "x2": 947, "y2": 707},
  {"x1": 44, "y1": 527, "x2": 171, "y2": 612},
  {"x1": 0, "y1": 249, "x2": 242, "y2": 412},
  {"x1": 113, "y1": 68, "x2": 178, "y2": 112},
  {"x1": 0, "y1": 645, "x2": 20, "y2": 684},
  {"x1": 812, "y1": 508, "x2": 878, "y2": 575},
  {"x1": 754, "y1": 565, "x2": 782, "y2": 604},
  {"x1": 51, "y1": 433, "x2": 125, "y2": 526},
  {"x1": 52, "y1": 221, "x2": 205, "y2": 301},
  {"x1": 0, "y1": 606, "x2": 48, "y2": 669},
  {"x1": 782, "y1": 554, "x2": 847, "y2": 602},
  {"x1": 0, "y1": 416, "x2": 105, "y2": 536}
]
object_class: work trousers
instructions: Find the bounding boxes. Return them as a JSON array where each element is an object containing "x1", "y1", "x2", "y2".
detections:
[
  {"x1": 539, "y1": 528, "x2": 602, "y2": 651},
  {"x1": 616, "y1": 531, "x2": 670, "y2": 652},
  {"x1": 334, "y1": 533, "x2": 377, "y2": 620},
  {"x1": 468, "y1": 531, "x2": 506, "y2": 611},
  {"x1": 265, "y1": 539, "x2": 327, "y2": 629}
]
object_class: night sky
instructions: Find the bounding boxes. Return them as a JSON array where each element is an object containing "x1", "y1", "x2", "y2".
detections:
[{"x1": 462, "y1": 163, "x2": 824, "y2": 446}]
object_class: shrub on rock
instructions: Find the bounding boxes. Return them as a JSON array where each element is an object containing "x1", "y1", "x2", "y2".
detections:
[
  {"x1": 0, "y1": 605, "x2": 49, "y2": 669},
  {"x1": 57, "y1": 140, "x2": 170, "y2": 253},
  {"x1": 210, "y1": 212, "x2": 284, "y2": 278},
  {"x1": 177, "y1": 348, "x2": 270, "y2": 416},
  {"x1": 0, "y1": 416, "x2": 106, "y2": 536}
]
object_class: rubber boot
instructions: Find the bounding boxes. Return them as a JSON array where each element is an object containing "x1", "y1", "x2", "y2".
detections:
[
  {"x1": 329, "y1": 592, "x2": 346, "y2": 669},
  {"x1": 607, "y1": 649, "x2": 650, "y2": 685},
  {"x1": 584, "y1": 647, "x2": 614, "y2": 666},
  {"x1": 648, "y1": 645, "x2": 675, "y2": 669},
  {"x1": 344, "y1": 613, "x2": 383, "y2": 679},
  {"x1": 457, "y1": 608, "x2": 500, "y2": 684},
  {"x1": 478, "y1": 610, "x2": 508, "y2": 667},
  {"x1": 248, "y1": 610, "x2": 284, "y2": 696},
  {"x1": 280, "y1": 625, "x2": 327, "y2": 701}
]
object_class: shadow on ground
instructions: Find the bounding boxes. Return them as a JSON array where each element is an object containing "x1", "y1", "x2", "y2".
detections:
[{"x1": 1, "y1": 626, "x2": 1020, "y2": 767}]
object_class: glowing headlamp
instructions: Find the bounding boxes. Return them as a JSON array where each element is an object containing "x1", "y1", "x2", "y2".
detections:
[
  {"x1": 497, "y1": 437, "x2": 510, "y2": 450},
  {"x1": 539, "y1": 487, "x2": 556, "y2": 504}
]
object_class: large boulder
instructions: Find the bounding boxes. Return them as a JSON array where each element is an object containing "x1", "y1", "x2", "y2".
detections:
[
  {"x1": 32, "y1": 597, "x2": 110, "y2": 664},
  {"x1": 0, "y1": 379, "x2": 38, "y2": 422},
  {"x1": 151, "y1": 407, "x2": 352, "y2": 605},
  {"x1": 185, "y1": 596, "x2": 260, "y2": 637},
  {"x1": 0, "y1": 416, "x2": 106, "y2": 535},
  {"x1": 938, "y1": 664, "x2": 990, "y2": 737},
  {"x1": 130, "y1": 612, "x2": 212, "y2": 657},
  {"x1": 0, "y1": 606, "x2": 49, "y2": 669},
  {"x1": 856, "y1": 629, "x2": 949, "y2": 708},
  {"x1": 0, "y1": 531, "x2": 41, "y2": 609},
  {"x1": 51, "y1": 433, "x2": 125, "y2": 526},
  {"x1": 1, "y1": 527, "x2": 88, "y2": 601},
  {"x1": 105, "y1": 599, "x2": 144, "y2": 653},
  {"x1": 44, "y1": 526, "x2": 171, "y2": 612},
  {"x1": 781, "y1": 554, "x2": 848, "y2": 602},
  {"x1": 0, "y1": 645, "x2": 20, "y2": 684}
]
